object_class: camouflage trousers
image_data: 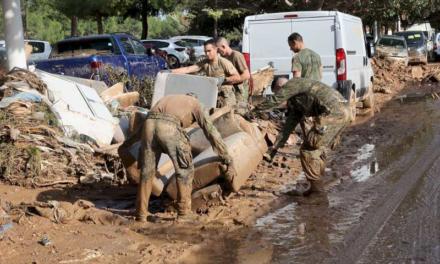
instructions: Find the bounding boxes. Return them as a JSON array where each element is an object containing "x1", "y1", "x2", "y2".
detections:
[
  {"x1": 139, "y1": 112, "x2": 194, "y2": 184},
  {"x1": 300, "y1": 104, "x2": 349, "y2": 181},
  {"x1": 217, "y1": 85, "x2": 237, "y2": 108},
  {"x1": 234, "y1": 83, "x2": 250, "y2": 115}
]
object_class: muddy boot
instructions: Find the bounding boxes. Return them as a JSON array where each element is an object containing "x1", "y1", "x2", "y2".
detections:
[
  {"x1": 310, "y1": 180, "x2": 325, "y2": 193},
  {"x1": 286, "y1": 181, "x2": 312, "y2": 196},
  {"x1": 135, "y1": 177, "x2": 153, "y2": 222}
]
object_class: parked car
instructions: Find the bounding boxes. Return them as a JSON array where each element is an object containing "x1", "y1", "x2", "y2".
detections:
[
  {"x1": 242, "y1": 11, "x2": 375, "y2": 120},
  {"x1": 375, "y1": 35, "x2": 409, "y2": 66},
  {"x1": 142, "y1": 41, "x2": 168, "y2": 61},
  {"x1": 434, "y1": 32, "x2": 440, "y2": 60},
  {"x1": 406, "y1": 22, "x2": 435, "y2": 60},
  {"x1": 34, "y1": 33, "x2": 167, "y2": 85},
  {"x1": 170, "y1": 35, "x2": 212, "y2": 60},
  {"x1": 0, "y1": 39, "x2": 52, "y2": 62},
  {"x1": 395, "y1": 31, "x2": 428, "y2": 64},
  {"x1": 141, "y1": 39, "x2": 189, "y2": 68}
]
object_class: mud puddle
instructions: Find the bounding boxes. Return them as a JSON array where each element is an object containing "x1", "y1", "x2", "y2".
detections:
[{"x1": 182, "y1": 95, "x2": 440, "y2": 264}]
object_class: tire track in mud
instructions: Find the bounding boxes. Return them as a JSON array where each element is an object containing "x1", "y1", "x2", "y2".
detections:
[
  {"x1": 358, "y1": 153, "x2": 440, "y2": 263},
  {"x1": 329, "y1": 121, "x2": 440, "y2": 264}
]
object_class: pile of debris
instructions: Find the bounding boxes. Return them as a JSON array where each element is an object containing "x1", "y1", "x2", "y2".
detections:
[
  {"x1": 371, "y1": 57, "x2": 440, "y2": 94},
  {"x1": 0, "y1": 68, "x2": 127, "y2": 187}
]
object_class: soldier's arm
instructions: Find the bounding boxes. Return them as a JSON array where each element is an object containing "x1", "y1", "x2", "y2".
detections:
[
  {"x1": 291, "y1": 56, "x2": 302, "y2": 78},
  {"x1": 236, "y1": 55, "x2": 251, "y2": 83},
  {"x1": 171, "y1": 64, "x2": 200, "y2": 74},
  {"x1": 223, "y1": 60, "x2": 242, "y2": 85},
  {"x1": 195, "y1": 108, "x2": 232, "y2": 164},
  {"x1": 273, "y1": 111, "x2": 301, "y2": 150}
]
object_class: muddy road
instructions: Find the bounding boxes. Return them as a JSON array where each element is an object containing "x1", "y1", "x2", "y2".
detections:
[
  {"x1": 180, "y1": 84, "x2": 440, "y2": 264},
  {"x1": 1, "y1": 77, "x2": 440, "y2": 263}
]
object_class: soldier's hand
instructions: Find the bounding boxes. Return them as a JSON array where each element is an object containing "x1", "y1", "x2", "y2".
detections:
[{"x1": 220, "y1": 160, "x2": 237, "y2": 184}]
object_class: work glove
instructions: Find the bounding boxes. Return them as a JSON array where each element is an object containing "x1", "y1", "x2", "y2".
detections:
[{"x1": 263, "y1": 147, "x2": 278, "y2": 162}]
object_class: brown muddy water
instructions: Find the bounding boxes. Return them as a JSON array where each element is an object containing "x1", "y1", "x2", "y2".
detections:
[{"x1": 182, "y1": 95, "x2": 440, "y2": 264}]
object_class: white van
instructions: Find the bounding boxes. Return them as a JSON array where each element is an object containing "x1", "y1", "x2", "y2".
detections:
[{"x1": 242, "y1": 11, "x2": 375, "y2": 117}]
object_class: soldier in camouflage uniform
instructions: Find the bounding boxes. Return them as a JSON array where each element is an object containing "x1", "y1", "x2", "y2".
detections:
[
  {"x1": 257, "y1": 78, "x2": 349, "y2": 195},
  {"x1": 122, "y1": 94, "x2": 237, "y2": 222},
  {"x1": 216, "y1": 37, "x2": 251, "y2": 112},
  {"x1": 172, "y1": 39, "x2": 242, "y2": 108},
  {"x1": 288, "y1": 32, "x2": 322, "y2": 81}
]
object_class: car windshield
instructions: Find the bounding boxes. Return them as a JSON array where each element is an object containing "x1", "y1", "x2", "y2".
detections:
[
  {"x1": 378, "y1": 38, "x2": 406, "y2": 48},
  {"x1": 396, "y1": 32, "x2": 424, "y2": 45}
]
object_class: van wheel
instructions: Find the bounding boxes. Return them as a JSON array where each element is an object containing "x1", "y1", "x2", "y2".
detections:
[{"x1": 349, "y1": 91, "x2": 357, "y2": 122}]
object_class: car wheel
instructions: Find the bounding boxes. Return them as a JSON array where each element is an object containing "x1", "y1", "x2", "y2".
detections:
[
  {"x1": 349, "y1": 90, "x2": 357, "y2": 122},
  {"x1": 167, "y1": 55, "x2": 180, "y2": 69}
]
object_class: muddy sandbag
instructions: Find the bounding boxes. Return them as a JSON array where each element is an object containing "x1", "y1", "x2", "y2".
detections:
[
  {"x1": 166, "y1": 132, "x2": 266, "y2": 199},
  {"x1": 29, "y1": 200, "x2": 128, "y2": 225}
]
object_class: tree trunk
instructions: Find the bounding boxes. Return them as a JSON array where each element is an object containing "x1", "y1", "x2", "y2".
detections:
[
  {"x1": 141, "y1": 0, "x2": 148, "y2": 39},
  {"x1": 71, "y1": 16, "x2": 78, "y2": 37},
  {"x1": 97, "y1": 13, "x2": 104, "y2": 34},
  {"x1": 21, "y1": 0, "x2": 27, "y2": 38},
  {"x1": 213, "y1": 18, "x2": 218, "y2": 38}
]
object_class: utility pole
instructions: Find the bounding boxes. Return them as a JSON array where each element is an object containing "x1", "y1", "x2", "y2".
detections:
[{"x1": 2, "y1": 0, "x2": 27, "y2": 70}]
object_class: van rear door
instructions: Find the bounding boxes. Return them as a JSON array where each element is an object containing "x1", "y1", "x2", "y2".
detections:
[
  {"x1": 291, "y1": 16, "x2": 337, "y2": 87},
  {"x1": 246, "y1": 14, "x2": 337, "y2": 87},
  {"x1": 340, "y1": 15, "x2": 369, "y2": 94},
  {"x1": 247, "y1": 19, "x2": 292, "y2": 75}
]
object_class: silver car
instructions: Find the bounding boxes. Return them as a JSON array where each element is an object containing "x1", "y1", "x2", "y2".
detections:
[
  {"x1": 395, "y1": 31, "x2": 428, "y2": 64},
  {"x1": 376, "y1": 35, "x2": 409, "y2": 65},
  {"x1": 141, "y1": 39, "x2": 190, "y2": 68}
]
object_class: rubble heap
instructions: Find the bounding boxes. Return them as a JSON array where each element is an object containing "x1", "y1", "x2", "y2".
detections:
[
  {"x1": 371, "y1": 57, "x2": 440, "y2": 94},
  {"x1": 0, "y1": 69, "x2": 124, "y2": 187}
]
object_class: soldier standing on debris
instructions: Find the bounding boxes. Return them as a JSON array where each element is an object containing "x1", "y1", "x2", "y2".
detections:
[
  {"x1": 215, "y1": 37, "x2": 251, "y2": 109},
  {"x1": 288, "y1": 32, "x2": 322, "y2": 81},
  {"x1": 128, "y1": 94, "x2": 237, "y2": 222},
  {"x1": 257, "y1": 78, "x2": 349, "y2": 195},
  {"x1": 172, "y1": 39, "x2": 242, "y2": 108}
]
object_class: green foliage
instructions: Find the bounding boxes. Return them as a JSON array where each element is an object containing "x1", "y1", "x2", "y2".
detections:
[{"x1": 148, "y1": 15, "x2": 188, "y2": 38}]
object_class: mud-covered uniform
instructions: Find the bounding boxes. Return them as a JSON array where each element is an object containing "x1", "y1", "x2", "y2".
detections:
[
  {"x1": 223, "y1": 50, "x2": 249, "y2": 103},
  {"x1": 137, "y1": 95, "x2": 233, "y2": 218},
  {"x1": 257, "y1": 78, "x2": 349, "y2": 182},
  {"x1": 291, "y1": 48, "x2": 322, "y2": 81},
  {"x1": 196, "y1": 56, "x2": 239, "y2": 107}
]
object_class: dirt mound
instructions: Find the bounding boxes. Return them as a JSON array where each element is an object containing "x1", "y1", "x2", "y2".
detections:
[{"x1": 372, "y1": 58, "x2": 440, "y2": 94}]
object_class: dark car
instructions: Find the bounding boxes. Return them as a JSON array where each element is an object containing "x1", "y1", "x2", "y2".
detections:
[{"x1": 395, "y1": 31, "x2": 428, "y2": 64}]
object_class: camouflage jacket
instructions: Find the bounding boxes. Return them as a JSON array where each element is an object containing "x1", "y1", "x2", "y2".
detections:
[{"x1": 256, "y1": 78, "x2": 347, "y2": 149}]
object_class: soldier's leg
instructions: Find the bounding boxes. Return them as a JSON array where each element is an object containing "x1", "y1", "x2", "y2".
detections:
[
  {"x1": 136, "y1": 120, "x2": 160, "y2": 222},
  {"x1": 158, "y1": 124, "x2": 195, "y2": 216}
]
